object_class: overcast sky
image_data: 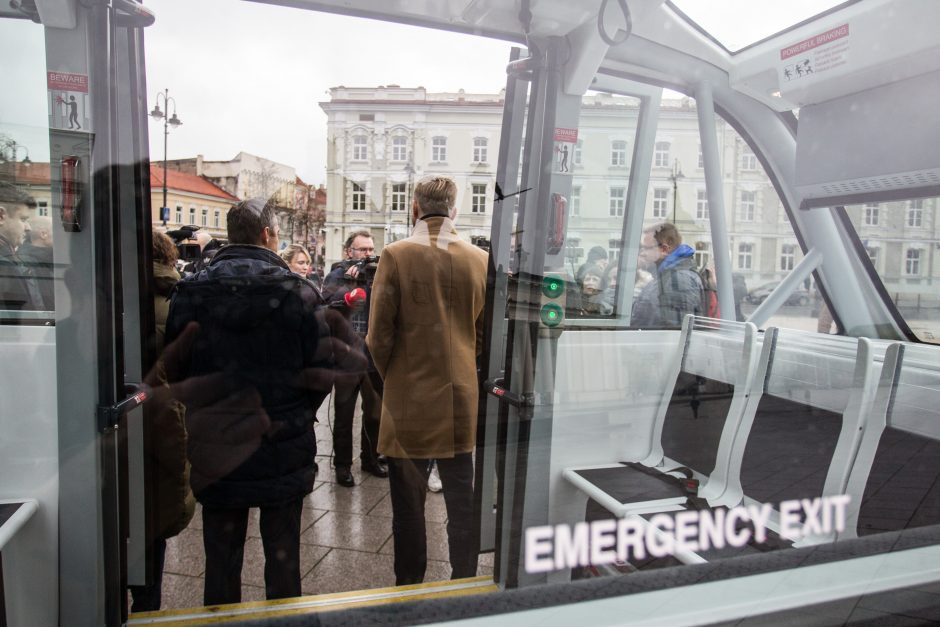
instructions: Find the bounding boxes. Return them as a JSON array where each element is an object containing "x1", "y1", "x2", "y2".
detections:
[
  {"x1": 2, "y1": 1, "x2": 839, "y2": 184},
  {"x1": 143, "y1": 0, "x2": 516, "y2": 184}
]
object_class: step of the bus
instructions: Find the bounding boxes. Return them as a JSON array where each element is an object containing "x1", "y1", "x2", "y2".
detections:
[{"x1": 127, "y1": 576, "x2": 498, "y2": 625}]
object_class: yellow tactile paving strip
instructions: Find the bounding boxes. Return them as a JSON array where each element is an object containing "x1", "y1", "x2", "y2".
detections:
[{"x1": 129, "y1": 576, "x2": 498, "y2": 625}]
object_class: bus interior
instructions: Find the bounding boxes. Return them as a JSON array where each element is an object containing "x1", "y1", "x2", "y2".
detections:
[{"x1": 2, "y1": 0, "x2": 940, "y2": 624}]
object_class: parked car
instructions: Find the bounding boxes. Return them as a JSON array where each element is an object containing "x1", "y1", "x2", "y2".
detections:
[{"x1": 746, "y1": 281, "x2": 810, "y2": 306}]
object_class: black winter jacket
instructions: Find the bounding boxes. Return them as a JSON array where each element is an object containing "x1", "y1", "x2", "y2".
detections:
[{"x1": 165, "y1": 245, "x2": 330, "y2": 508}]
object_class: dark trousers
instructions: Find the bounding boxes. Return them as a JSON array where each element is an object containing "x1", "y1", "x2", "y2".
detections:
[
  {"x1": 387, "y1": 453, "x2": 477, "y2": 585},
  {"x1": 128, "y1": 537, "x2": 167, "y2": 612},
  {"x1": 201, "y1": 499, "x2": 303, "y2": 605},
  {"x1": 332, "y1": 372, "x2": 381, "y2": 468}
]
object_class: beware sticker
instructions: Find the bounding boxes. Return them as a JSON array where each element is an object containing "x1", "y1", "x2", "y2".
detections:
[{"x1": 48, "y1": 71, "x2": 90, "y2": 132}]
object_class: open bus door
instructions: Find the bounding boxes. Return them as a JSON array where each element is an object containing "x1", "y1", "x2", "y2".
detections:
[
  {"x1": 1, "y1": 2, "x2": 155, "y2": 624},
  {"x1": 482, "y1": 39, "x2": 593, "y2": 589}
]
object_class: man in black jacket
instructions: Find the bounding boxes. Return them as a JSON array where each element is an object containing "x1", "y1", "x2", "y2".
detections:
[
  {"x1": 322, "y1": 230, "x2": 386, "y2": 487},
  {"x1": 16, "y1": 215, "x2": 55, "y2": 310},
  {"x1": 0, "y1": 182, "x2": 42, "y2": 312},
  {"x1": 166, "y1": 198, "x2": 335, "y2": 605}
]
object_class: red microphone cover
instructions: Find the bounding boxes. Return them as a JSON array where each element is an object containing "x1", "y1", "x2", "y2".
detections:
[{"x1": 344, "y1": 287, "x2": 367, "y2": 306}]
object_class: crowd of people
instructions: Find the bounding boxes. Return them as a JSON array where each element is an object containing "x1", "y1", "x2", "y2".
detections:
[
  {"x1": 147, "y1": 175, "x2": 484, "y2": 608},
  {"x1": 1, "y1": 171, "x2": 796, "y2": 612},
  {"x1": 570, "y1": 223, "x2": 708, "y2": 326}
]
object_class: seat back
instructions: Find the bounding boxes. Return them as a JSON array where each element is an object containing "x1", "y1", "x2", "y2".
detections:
[
  {"x1": 644, "y1": 316, "x2": 759, "y2": 505},
  {"x1": 843, "y1": 343, "x2": 940, "y2": 538},
  {"x1": 723, "y1": 329, "x2": 891, "y2": 515}
]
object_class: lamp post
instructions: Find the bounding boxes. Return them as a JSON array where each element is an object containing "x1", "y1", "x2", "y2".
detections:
[
  {"x1": 669, "y1": 159, "x2": 684, "y2": 224},
  {"x1": 0, "y1": 139, "x2": 31, "y2": 165},
  {"x1": 150, "y1": 88, "x2": 182, "y2": 226},
  {"x1": 404, "y1": 153, "x2": 416, "y2": 237}
]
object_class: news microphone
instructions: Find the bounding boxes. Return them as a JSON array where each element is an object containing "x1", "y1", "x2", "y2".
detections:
[{"x1": 330, "y1": 287, "x2": 367, "y2": 311}]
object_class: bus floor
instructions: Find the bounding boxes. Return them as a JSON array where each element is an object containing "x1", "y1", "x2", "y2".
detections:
[{"x1": 142, "y1": 393, "x2": 495, "y2": 612}]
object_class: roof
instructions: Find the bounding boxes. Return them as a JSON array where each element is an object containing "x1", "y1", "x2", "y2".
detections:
[
  {"x1": 7, "y1": 162, "x2": 51, "y2": 186},
  {"x1": 149, "y1": 164, "x2": 239, "y2": 201}
]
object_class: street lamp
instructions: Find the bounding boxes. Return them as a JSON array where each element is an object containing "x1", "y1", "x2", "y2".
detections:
[
  {"x1": 0, "y1": 139, "x2": 31, "y2": 165},
  {"x1": 669, "y1": 159, "x2": 684, "y2": 224},
  {"x1": 150, "y1": 88, "x2": 182, "y2": 225},
  {"x1": 404, "y1": 153, "x2": 416, "y2": 237}
]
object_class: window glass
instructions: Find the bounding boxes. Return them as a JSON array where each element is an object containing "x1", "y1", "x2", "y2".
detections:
[
  {"x1": 843, "y1": 197, "x2": 940, "y2": 343},
  {"x1": 352, "y1": 134, "x2": 368, "y2": 161},
  {"x1": 431, "y1": 136, "x2": 447, "y2": 162},
  {"x1": 471, "y1": 183, "x2": 486, "y2": 213},
  {"x1": 390, "y1": 183, "x2": 407, "y2": 212},
  {"x1": 473, "y1": 137, "x2": 487, "y2": 163},
  {"x1": 391, "y1": 136, "x2": 407, "y2": 161}
]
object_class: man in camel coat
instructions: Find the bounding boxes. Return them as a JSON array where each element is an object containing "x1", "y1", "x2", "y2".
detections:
[{"x1": 367, "y1": 175, "x2": 488, "y2": 585}]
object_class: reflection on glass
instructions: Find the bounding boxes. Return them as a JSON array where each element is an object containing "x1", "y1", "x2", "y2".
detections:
[{"x1": 843, "y1": 198, "x2": 940, "y2": 343}]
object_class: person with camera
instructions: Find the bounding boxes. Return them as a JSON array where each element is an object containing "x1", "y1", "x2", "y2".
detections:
[{"x1": 322, "y1": 230, "x2": 387, "y2": 486}]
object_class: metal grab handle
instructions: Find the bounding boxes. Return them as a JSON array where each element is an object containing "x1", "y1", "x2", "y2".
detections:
[
  {"x1": 484, "y1": 378, "x2": 533, "y2": 408},
  {"x1": 97, "y1": 383, "x2": 153, "y2": 432}
]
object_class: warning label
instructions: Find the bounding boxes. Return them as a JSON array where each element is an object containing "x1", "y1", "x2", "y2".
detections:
[
  {"x1": 779, "y1": 24, "x2": 849, "y2": 83},
  {"x1": 552, "y1": 128, "x2": 577, "y2": 174},
  {"x1": 47, "y1": 71, "x2": 90, "y2": 132},
  {"x1": 553, "y1": 128, "x2": 578, "y2": 143},
  {"x1": 47, "y1": 71, "x2": 89, "y2": 92}
]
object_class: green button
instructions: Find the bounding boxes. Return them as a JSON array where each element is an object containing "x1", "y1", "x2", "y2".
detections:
[
  {"x1": 542, "y1": 275, "x2": 565, "y2": 299},
  {"x1": 540, "y1": 303, "x2": 564, "y2": 327}
]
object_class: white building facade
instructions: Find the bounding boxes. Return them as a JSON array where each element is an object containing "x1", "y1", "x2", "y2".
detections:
[{"x1": 320, "y1": 87, "x2": 938, "y2": 295}]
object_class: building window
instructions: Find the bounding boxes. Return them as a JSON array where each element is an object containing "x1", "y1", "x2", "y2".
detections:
[
  {"x1": 391, "y1": 136, "x2": 407, "y2": 162},
  {"x1": 739, "y1": 190, "x2": 756, "y2": 222},
  {"x1": 574, "y1": 139, "x2": 583, "y2": 166},
  {"x1": 391, "y1": 183, "x2": 407, "y2": 212},
  {"x1": 864, "y1": 203, "x2": 879, "y2": 226},
  {"x1": 175, "y1": 205, "x2": 183, "y2": 223},
  {"x1": 905, "y1": 248, "x2": 922, "y2": 275},
  {"x1": 608, "y1": 238, "x2": 622, "y2": 262},
  {"x1": 694, "y1": 242, "x2": 710, "y2": 268},
  {"x1": 696, "y1": 190, "x2": 709, "y2": 220},
  {"x1": 432, "y1": 136, "x2": 447, "y2": 162},
  {"x1": 738, "y1": 242, "x2": 753, "y2": 269},
  {"x1": 571, "y1": 186, "x2": 581, "y2": 216},
  {"x1": 652, "y1": 188, "x2": 669, "y2": 219},
  {"x1": 609, "y1": 186, "x2": 626, "y2": 217},
  {"x1": 201, "y1": 207, "x2": 208, "y2": 226},
  {"x1": 473, "y1": 137, "x2": 488, "y2": 163},
  {"x1": 352, "y1": 134, "x2": 368, "y2": 161},
  {"x1": 908, "y1": 199, "x2": 923, "y2": 227},
  {"x1": 351, "y1": 182, "x2": 366, "y2": 211},
  {"x1": 697, "y1": 146, "x2": 704, "y2": 169},
  {"x1": 214, "y1": 210, "x2": 220, "y2": 227},
  {"x1": 189, "y1": 207, "x2": 196, "y2": 224},
  {"x1": 740, "y1": 147, "x2": 758, "y2": 171},
  {"x1": 867, "y1": 246, "x2": 879, "y2": 268},
  {"x1": 37, "y1": 201, "x2": 48, "y2": 216},
  {"x1": 610, "y1": 140, "x2": 627, "y2": 166},
  {"x1": 471, "y1": 183, "x2": 487, "y2": 213},
  {"x1": 780, "y1": 244, "x2": 795, "y2": 271},
  {"x1": 654, "y1": 141, "x2": 670, "y2": 168}
]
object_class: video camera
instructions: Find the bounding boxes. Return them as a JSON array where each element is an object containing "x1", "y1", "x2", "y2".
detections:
[
  {"x1": 165, "y1": 225, "x2": 204, "y2": 263},
  {"x1": 340, "y1": 255, "x2": 380, "y2": 286}
]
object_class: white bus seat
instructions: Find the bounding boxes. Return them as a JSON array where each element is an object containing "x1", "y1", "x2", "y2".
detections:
[
  {"x1": 725, "y1": 331, "x2": 894, "y2": 546},
  {"x1": 607, "y1": 330, "x2": 892, "y2": 570},
  {"x1": 562, "y1": 316, "x2": 760, "y2": 521},
  {"x1": 841, "y1": 343, "x2": 940, "y2": 540}
]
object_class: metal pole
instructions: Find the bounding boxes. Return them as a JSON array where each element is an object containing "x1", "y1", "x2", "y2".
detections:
[{"x1": 162, "y1": 89, "x2": 168, "y2": 224}]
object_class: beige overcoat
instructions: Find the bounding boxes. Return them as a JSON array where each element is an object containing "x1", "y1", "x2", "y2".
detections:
[{"x1": 366, "y1": 216, "x2": 488, "y2": 459}]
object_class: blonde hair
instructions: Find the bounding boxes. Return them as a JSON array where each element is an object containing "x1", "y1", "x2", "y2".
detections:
[
  {"x1": 280, "y1": 243, "x2": 310, "y2": 266},
  {"x1": 413, "y1": 175, "x2": 457, "y2": 216}
]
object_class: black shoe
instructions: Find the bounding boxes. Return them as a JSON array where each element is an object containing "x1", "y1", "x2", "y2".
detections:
[
  {"x1": 335, "y1": 466, "x2": 355, "y2": 487},
  {"x1": 362, "y1": 461, "x2": 388, "y2": 478}
]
